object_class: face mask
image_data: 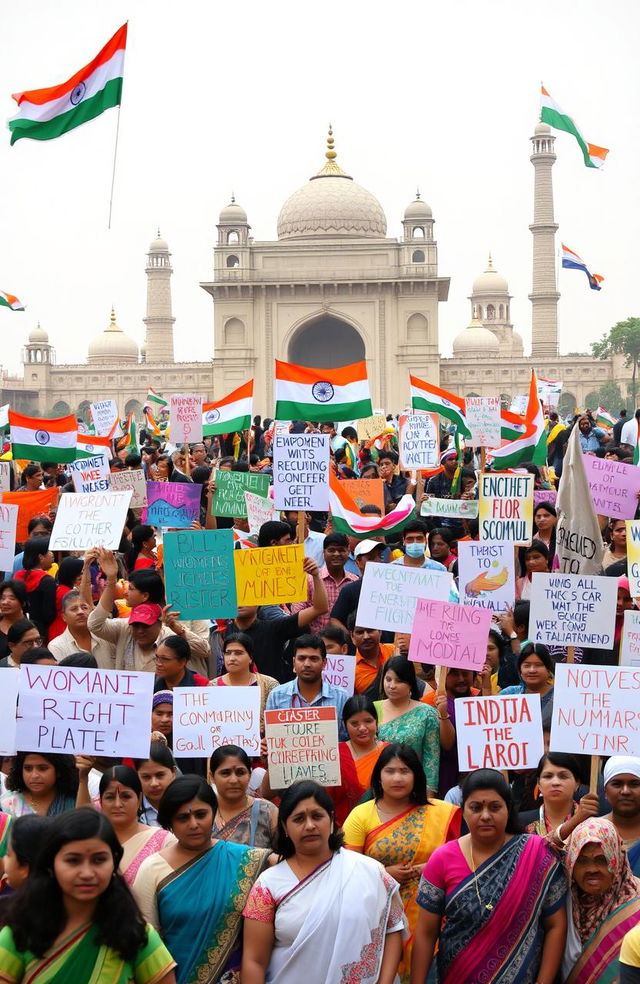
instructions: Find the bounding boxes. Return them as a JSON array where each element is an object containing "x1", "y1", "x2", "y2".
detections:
[{"x1": 405, "y1": 542, "x2": 426, "y2": 559}]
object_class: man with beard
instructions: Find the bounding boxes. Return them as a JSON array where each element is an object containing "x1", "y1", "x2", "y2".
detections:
[
  {"x1": 603, "y1": 756, "x2": 640, "y2": 875},
  {"x1": 422, "y1": 667, "x2": 480, "y2": 798}
]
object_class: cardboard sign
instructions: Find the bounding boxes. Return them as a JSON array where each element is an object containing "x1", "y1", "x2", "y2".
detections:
[
  {"x1": 1, "y1": 488, "x2": 59, "y2": 542},
  {"x1": 550, "y1": 664, "x2": 640, "y2": 756},
  {"x1": 49, "y1": 490, "x2": 132, "y2": 550},
  {"x1": 457, "y1": 541, "x2": 516, "y2": 612},
  {"x1": 163, "y1": 529, "x2": 237, "y2": 620},
  {"x1": 534, "y1": 490, "x2": 557, "y2": 508},
  {"x1": 67, "y1": 453, "x2": 111, "y2": 494},
  {"x1": 465, "y1": 396, "x2": 501, "y2": 448},
  {"x1": 420, "y1": 498, "x2": 479, "y2": 519},
  {"x1": 245, "y1": 490, "x2": 279, "y2": 536},
  {"x1": 272, "y1": 433, "x2": 330, "y2": 511},
  {"x1": 0, "y1": 462, "x2": 11, "y2": 493},
  {"x1": 583, "y1": 456, "x2": 640, "y2": 519},
  {"x1": 510, "y1": 394, "x2": 528, "y2": 416},
  {"x1": 16, "y1": 665, "x2": 154, "y2": 758},
  {"x1": 399, "y1": 413, "x2": 439, "y2": 469},
  {"x1": 0, "y1": 503, "x2": 19, "y2": 570},
  {"x1": 478, "y1": 473, "x2": 534, "y2": 544},
  {"x1": 0, "y1": 670, "x2": 18, "y2": 755},
  {"x1": 109, "y1": 469, "x2": 148, "y2": 508},
  {"x1": 628, "y1": 522, "x2": 640, "y2": 597},
  {"x1": 456, "y1": 693, "x2": 543, "y2": 771},
  {"x1": 409, "y1": 599, "x2": 492, "y2": 670},
  {"x1": 173, "y1": 686, "x2": 260, "y2": 757},
  {"x1": 212, "y1": 471, "x2": 270, "y2": 518},
  {"x1": 264, "y1": 707, "x2": 340, "y2": 787},
  {"x1": 322, "y1": 654, "x2": 356, "y2": 694},
  {"x1": 341, "y1": 479, "x2": 385, "y2": 514},
  {"x1": 170, "y1": 394, "x2": 203, "y2": 444},
  {"x1": 90, "y1": 399, "x2": 119, "y2": 437},
  {"x1": 142, "y1": 481, "x2": 201, "y2": 528},
  {"x1": 357, "y1": 415, "x2": 387, "y2": 442},
  {"x1": 620, "y1": 610, "x2": 640, "y2": 667},
  {"x1": 234, "y1": 543, "x2": 307, "y2": 606},
  {"x1": 530, "y1": 572, "x2": 617, "y2": 648},
  {"x1": 355, "y1": 562, "x2": 452, "y2": 633}
]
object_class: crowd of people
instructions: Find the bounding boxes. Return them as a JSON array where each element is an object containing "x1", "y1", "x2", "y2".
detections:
[{"x1": 0, "y1": 403, "x2": 638, "y2": 982}]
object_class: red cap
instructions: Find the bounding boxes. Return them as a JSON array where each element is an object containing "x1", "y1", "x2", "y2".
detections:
[{"x1": 129, "y1": 603, "x2": 163, "y2": 626}]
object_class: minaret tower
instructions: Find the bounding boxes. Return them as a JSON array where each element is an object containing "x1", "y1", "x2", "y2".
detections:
[
  {"x1": 529, "y1": 122, "x2": 560, "y2": 358},
  {"x1": 143, "y1": 231, "x2": 175, "y2": 363}
]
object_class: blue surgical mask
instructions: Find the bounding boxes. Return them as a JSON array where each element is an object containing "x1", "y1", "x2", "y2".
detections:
[{"x1": 405, "y1": 542, "x2": 426, "y2": 559}]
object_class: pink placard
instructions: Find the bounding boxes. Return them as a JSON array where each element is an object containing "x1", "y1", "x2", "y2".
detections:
[
  {"x1": 533, "y1": 490, "x2": 557, "y2": 509},
  {"x1": 583, "y1": 456, "x2": 640, "y2": 520},
  {"x1": 408, "y1": 598, "x2": 492, "y2": 671}
]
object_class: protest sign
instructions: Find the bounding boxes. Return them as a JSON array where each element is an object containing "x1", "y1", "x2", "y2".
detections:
[
  {"x1": 357, "y1": 415, "x2": 387, "y2": 442},
  {"x1": 510, "y1": 394, "x2": 528, "y2": 416},
  {"x1": 620, "y1": 610, "x2": 640, "y2": 667},
  {"x1": 465, "y1": 396, "x2": 501, "y2": 448},
  {"x1": 0, "y1": 462, "x2": 11, "y2": 493},
  {"x1": 212, "y1": 471, "x2": 270, "y2": 518},
  {"x1": 170, "y1": 394, "x2": 203, "y2": 444},
  {"x1": 163, "y1": 529, "x2": 237, "y2": 620},
  {"x1": 0, "y1": 503, "x2": 18, "y2": 570},
  {"x1": 550, "y1": 664, "x2": 640, "y2": 756},
  {"x1": 556, "y1": 425, "x2": 604, "y2": 574},
  {"x1": 234, "y1": 543, "x2": 307, "y2": 606},
  {"x1": 109, "y1": 469, "x2": 148, "y2": 508},
  {"x1": 173, "y1": 686, "x2": 260, "y2": 757},
  {"x1": 272, "y1": 433, "x2": 330, "y2": 511},
  {"x1": 356, "y1": 562, "x2": 451, "y2": 633},
  {"x1": 420, "y1": 498, "x2": 479, "y2": 519},
  {"x1": 478, "y1": 472, "x2": 533, "y2": 544},
  {"x1": 142, "y1": 481, "x2": 201, "y2": 528},
  {"x1": 90, "y1": 399, "x2": 119, "y2": 437},
  {"x1": 583, "y1": 456, "x2": 640, "y2": 520},
  {"x1": 322, "y1": 655, "x2": 356, "y2": 694},
  {"x1": 49, "y1": 490, "x2": 132, "y2": 550},
  {"x1": 16, "y1": 665, "x2": 154, "y2": 758},
  {"x1": 0, "y1": 670, "x2": 18, "y2": 755},
  {"x1": 628, "y1": 522, "x2": 640, "y2": 597},
  {"x1": 67, "y1": 452, "x2": 110, "y2": 493},
  {"x1": 264, "y1": 707, "x2": 340, "y2": 787},
  {"x1": 409, "y1": 599, "x2": 492, "y2": 670},
  {"x1": 245, "y1": 490, "x2": 279, "y2": 535},
  {"x1": 457, "y1": 541, "x2": 515, "y2": 612},
  {"x1": 534, "y1": 490, "x2": 557, "y2": 509},
  {"x1": 399, "y1": 413, "x2": 438, "y2": 469},
  {"x1": 341, "y1": 479, "x2": 385, "y2": 514},
  {"x1": 274, "y1": 421, "x2": 291, "y2": 436},
  {"x1": 1, "y1": 488, "x2": 58, "y2": 542},
  {"x1": 530, "y1": 572, "x2": 617, "y2": 648},
  {"x1": 456, "y1": 694, "x2": 543, "y2": 771}
]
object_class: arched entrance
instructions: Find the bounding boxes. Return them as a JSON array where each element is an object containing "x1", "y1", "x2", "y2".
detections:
[{"x1": 288, "y1": 316, "x2": 365, "y2": 368}]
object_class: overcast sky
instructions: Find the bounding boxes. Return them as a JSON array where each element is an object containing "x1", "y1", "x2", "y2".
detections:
[{"x1": 1, "y1": 0, "x2": 638, "y2": 380}]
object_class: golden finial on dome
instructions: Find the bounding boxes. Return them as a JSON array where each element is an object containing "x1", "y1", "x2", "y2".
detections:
[
  {"x1": 314, "y1": 124, "x2": 348, "y2": 178},
  {"x1": 108, "y1": 306, "x2": 119, "y2": 331},
  {"x1": 416, "y1": 188, "x2": 421, "y2": 200},
  {"x1": 326, "y1": 125, "x2": 337, "y2": 162}
]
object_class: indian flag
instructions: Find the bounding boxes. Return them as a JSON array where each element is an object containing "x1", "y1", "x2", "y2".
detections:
[
  {"x1": 9, "y1": 410, "x2": 77, "y2": 463},
  {"x1": 275, "y1": 361, "x2": 372, "y2": 423},
  {"x1": 144, "y1": 387, "x2": 167, "y2": 411},
  {"x1": 488, "y1": 370, "x2": 547, "y2": 469},
  {"x1": 540, "y1": 85, "x2": 608, "y2": 169},
  {"x1": 76, "y1": 430, "x2": 113, "y2": 459},
  {"x1": 203, "y1": 380, "x2": 253, "y2": 436},
  {"x1": 116, "y1": 411, "x2": 137, "y2": 452},
  {"x1": 8, "y1": 24, "x2": 127, "y2": 145},
  {"x1": 144, "y1": 408, "x2": 162, "y2": 436},
  {"x1": 409, "y1": 375, "x2": 471, "y2": 438},
  {"x1": 0, "y1": 291, "x2": 24, "y2": 311},
  {"x1": 500, "y1": 408, "x2": 527, "y2": 442},
  {"x1": 596, "y1": 407, "x2": 616, "y2": 429},
  {"x1": 329, "y1": 473, "x2": 415, "y2": 538}
]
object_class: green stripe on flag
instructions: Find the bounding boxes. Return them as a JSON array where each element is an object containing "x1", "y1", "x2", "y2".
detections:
[
  {"x1": 331, "y1": 508, "x2": 415, "y2": 539},
  {"x1": 411, "y1": 396, "x2": 471, "y2": 437},
  {"x1": 275, "y1": 397, "x2": 373, "y2": 424},
  {"x1": 9, "y1": 78, "x2": 123, "y2": 145},
  {"x1": 11, "y1": 441, "x2": 77, "y2": 463},
  {"x1": 203, "y1": 413, "x2": 251, "y2": 437},
  {"x1": 540, "y1": 106, "x2": 596, "y2": 169}
]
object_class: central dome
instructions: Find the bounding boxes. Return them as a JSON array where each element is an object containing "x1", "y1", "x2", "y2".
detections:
[{"x1": 277, "y1": 129, "x2": 387, "y2": 240}]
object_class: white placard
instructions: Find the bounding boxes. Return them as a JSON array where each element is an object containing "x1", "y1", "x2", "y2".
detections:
[
  {"x1": 172, "y1": 686, "x2": 260, "y2": 757},
  {"x1": 170, "y1": 394, "x2": 203, "y2": 444},
  {"x1": 355, "y1": 562, "x2": 452, "y2": 633},
  {"x1": 322, "y1": 654, "x2": 356, "y2": 694},
  {"x1": 620, "y1": 610, "x2": 640, "y2": 667},
  {"x1": 510, "y1": 394, "x2": 528, "y2": 416},
  {"x1": 530, "y1": 572, "x2": 618, "y2": 649},
  {"x1": 465, "y1": 396, "x2": 501, "y2": 447},
  {"x1": 245, "y1": 490, "x2": 279, "y2": 536},
  {"x1": 16, "y1": 665, "x2": 154, "y2": 758},
  {"x1": 272, "y1": 433, "x2": 330, "y2": 511},
  {"x1": 0, "y1": 503, "x2": 19, "y2": 571},
  {"x1": 67, "y1": 453, "x2": 111, "y2": 494},
  {"x1": 456, "y1": 693, "x2": 543, "y2": 772},
  {"x1": 399, "y1": 413, "x2": 439, "y2": 469},
  {"x1": 0, "y1": 671, "x2": 19, "y2": 755},
  {"x1": 109, "y1": 469, "x2": 148, "y2": 508},
  {"x1": 264, "y1": 707, "x2": 340, "y2": 787},
  {"x1": 457, "y1": 541, "x2": 516, "y2": 613},
  {"x1": 90, "y1": 399, "x2": 119, "y2": 437},
  {"x1": 49, "y1": 490, "x2": 133, "y2": 550},
  {"x1": 550, "y1": 664, "x2": 640, "y2": 756},
  {"x1": 0, "y1": 462, "x2": 11, "y2": 493}
]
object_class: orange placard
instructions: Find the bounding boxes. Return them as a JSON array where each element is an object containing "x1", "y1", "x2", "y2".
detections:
[
  {"x1": 1, "y1": 487, "x2": 59, "y2": 542},
  {"x1": 342, "y1": 479, "x2": 385, "y2": 514}
]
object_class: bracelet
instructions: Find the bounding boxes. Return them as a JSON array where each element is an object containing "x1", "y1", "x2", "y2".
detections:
[{"x1": 438, "y1": 715, "x2": 450, "y2": 721}]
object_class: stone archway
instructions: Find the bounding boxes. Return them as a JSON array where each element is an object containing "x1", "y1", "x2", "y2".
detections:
[{"x1": 288, "y1": 315, "x2": 365, "y2": 368}]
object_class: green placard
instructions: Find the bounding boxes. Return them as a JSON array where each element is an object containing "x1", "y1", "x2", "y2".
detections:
[{"x1": 211, "y1": 471, "x2": 270, "y2": 518}]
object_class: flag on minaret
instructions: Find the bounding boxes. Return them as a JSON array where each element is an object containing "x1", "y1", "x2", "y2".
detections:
[
  {"x1": 539, "y1": 85, "x2": 608, "y2": 169},
  {"x1": 561, "y1": 244, "x2": 604, "y2": 291}
]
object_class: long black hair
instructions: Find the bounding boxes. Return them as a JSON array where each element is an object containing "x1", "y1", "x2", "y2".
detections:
[
  {"x1": 275, "y1": 780, "x2": 343, "y2": 859},
  {"x1": 157, "y1": 775, "x2": 217, "y2": 830},
  {"x1": 370, "y1": 743, "x2": 429, "y2": 805},
  {"x1": 127, "y1": 524, "x2": 155, "y2": 573},
  {"x1": 5, "y1": 751, "x2": 78, "y2": 798},
  {"x1": 9, "y1": 814, "x2": 51, "y2": 867},
  {"x1": 461, "y1": 769, "x2": 521, "y2": 834},
  {"x1": 6, "y1": 808, "x2": 148, "y2": 960},
  {"x1": 377, "y1": 655, "x2": 421, "y2": 701}
]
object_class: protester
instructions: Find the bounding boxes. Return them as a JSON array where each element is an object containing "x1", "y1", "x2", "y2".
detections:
[
  {"x1": 427, "y1": 528, "x2": 456, "y2": 571},
  {"x1": 422, "y1": 667, "x2": 479, "y2": 798},
  {"x1": 291, "y1": 532, "x2": 358, "y2": 632},
  {"x1": 210, "y1": 632, "x2": 278, "y2": 734},
  {"x1": 0, "y1": 752, "x2": 78, "y2": 817},
  {"x1": 499, "y1": 643, "x2": 555, "y2": 724},
  {"x1": 392, "y1": 519, "x2": 447, "y2": 571},
  {"x1": 0, "y1": 581, "x2": 27, "y2": 662},
  {"x1": 153, "y1": 634, "x2": 209, "y2": 691},
  {"x1": 621, "y1": 923, "x2": 640, "y2": 982},
  {"x1": 48, "y1": 555, "x2": 84, "y2": 641},
  {"x1": 135, "y1": 741, "x2": 178, "y2": 828},
  {"x1": 20, "y1": 646, "x2": 56, "y2": 666},
  {"x1": 127, "y1": 524, "x2": 158, "y2": 572},
  {"x1": 603, "y1": 757, "x2": 640, "y2": 876},
  {"x1": 10, "y1": 517, "x2": 53, "y2": 576},
  {"x1": 516, "y1": 539, "x2": 551, "y2": 600},
  {"x1": 0, "y1": 618, "x2": 39, "y2": 669},
  {"x1": 350, "y1": 619, "x2": 395, "y2": 695},
  {"x1": 209, "y1": 746, "x2": 277, "y2": 849},
  {"x1": 14, "y1": 536, "x2": 56, "y2": 642},
  {"x1": 47, "y1": 589, "x2": 115, "y2": 667},
  {"x1": 0, "y1": 815, "x2": 50, "y2": 924},
  {"x1": 524, "y1": 753, "x2": 599, "y2": 842},
  {"x1": 329, "y1": 695, "x2": 389, "y2": 825},
  {"x1": 601, "y1": 518, "x2": 628, "y2": 571},
  {"x1": 532, "y1": 501, "x2": 558, "y2": 567},
  {"x1": 330, "y1": 538, "x2": 386, "y2": 630}
]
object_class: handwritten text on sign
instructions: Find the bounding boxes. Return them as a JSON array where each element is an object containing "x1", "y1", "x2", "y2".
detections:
[
  {"x1": 356, "y1": 562, "x2": 451, "y2": 633},
  {"x1": 0, "y1": 504, "x2": 19, "y2": 571},
  {"x1": 421, "y1": 498, "x2": 479, "y2": 519},
  {"x1": 49, "y1": 490, "x2": 132, "y2": 551},
  {"x1": 170, "y1": 394, "x2": 203, "y2": 444},
  {"x1": 322, "y1": 655, "x2": 356, "y2": 694},
  {"x1": 583, "y1": 456, "x2": 640, "y2": 520},
  {"x1": 212, "y1": 471, "x2": 270, "y2": 518},
  {"x1": 143, "y1": 481, "x2": 201, "y2": 528},
  {"x1": 16, "y1": 666, "x2": 154, "y2": 758},
  {"x1": 621, "y1": 610, "x2": 640, "y2": 667},
  {"x1": 399, "y1": 413, "x2": 439, "y2": 469},
  {"x1": 273, "y1": 434, "x2": 330, "y2": 511},
  {"x1": 465, "y1": 396, "x2": 501, "y2": 448},
  {"x1": 479, "y1": 473, "x2": 533, "y2": 544},
  {"x1": 109, "y1": 469, "x2": 148, "y2": 508},
  {"x1": 550, "y1": 664, "x2": 640, "y2": 756},
  {"x1": 173, "y1": 686, "x2": 260, "y2": 757},
  {"x1": 245, "y1": 490, "x2": 279, "y2": 535},
  {"x1": 457, "y1": 541, "x2": 515, "y2": 613},
  {"x1": 627, "y1": 522, "x2": 640, "y2": 597},
  {"x1": 163, "y1": 530, "x2": 237, "y2": 620},
  {"x1": 264, "y1": 707, "x2": 340, "y2": 787},
  {"x1": 67, "y1": 453, "x2": 111, "y2": 494},
  {"x1": 409, "y1": 599, "x2": 492, "y2": 671},
  {"x1": 234, "y1": 543, "x2": 307, "y2": 606},
  {"x1": 530, "y1": 572, "x2": 617, "y2": 648},
  {"x1": 456, "y1": 694, "x2": 543, "y2": 772},
  {"x1": 91, "y1": 399, "x2": 118, "y2": 437}
]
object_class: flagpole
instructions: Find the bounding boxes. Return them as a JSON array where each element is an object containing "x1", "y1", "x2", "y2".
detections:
[{"x1": 107, "y1": 20, "x2": 128, "y2": 229}]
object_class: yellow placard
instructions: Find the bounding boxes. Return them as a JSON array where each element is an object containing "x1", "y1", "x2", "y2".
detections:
[{"x1": 234, "y1": 543, "x2": 308, "y2": 606}]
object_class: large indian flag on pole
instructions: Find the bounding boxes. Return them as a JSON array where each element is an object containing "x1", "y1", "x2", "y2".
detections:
[
  {"x1": 488, "y1": 370, "x2": 547, "y2": 469},
  {"x1": 9, "y1": 411, "x2": 77, "y2": 463},
  {"x1": 8, "y1": 23, "x2": 127, "y2": 145},
  {"x1": 540, "y1": 85, "x2": 608, "y2": 169},
  {"x1": 329, "y1": 473, "x2": 415, "y2": 538},
  {"x1": 409, "y1": 375, "x2": 471, "y2": 438},
  {"x1": 203, "y1": 380, "x2": 253, "y2": 436},
  {"x1": 275, "y1": 361, "x2": 372, "y2": 423},
  {"x1": 0, "y1": 291, "x2": 24, "y2": 311}
]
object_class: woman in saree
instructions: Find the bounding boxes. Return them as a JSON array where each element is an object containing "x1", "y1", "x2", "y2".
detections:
[
  {"x1": 242, "y1": 780, "x2": 406, "y2": 984},
  {"x1": 209, "y1": 746, "x2": 277, "y2": 849},
  {"x1": 0, "y1": 807, "x2": 176, "y2": 984},
  {"x1": 132, "y1": 774, "x2": 269, "y2": 984},
  {"x1": 562, "y1": 817, "x2": 640, "y2": 984},
  {"x1": 329, "y1": 695, "x2": 388, "y2": 825},
  {"x1": 411, "y1": 769, "x2": 567, "y2": 984},
  {"x1": 343, "y1": 743, "x2": 460, "y2": 983},
  {"x1": 525, "y1": 752, "x2": 599, "y2": 842}
]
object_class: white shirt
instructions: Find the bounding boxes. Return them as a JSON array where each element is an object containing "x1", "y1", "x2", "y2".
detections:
[{"x1": 620, "y1": 418, "x2": 639, "y2": 447}]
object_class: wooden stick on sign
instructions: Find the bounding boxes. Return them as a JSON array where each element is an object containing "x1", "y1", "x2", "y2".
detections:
[
  {"x1": 296, "y1": 511, "x2": 306, "y2": 547},
  {"x1": 590, "y1": 755, "x2": 600, "y2": 794},
  {"x1": 566, "y1": 646, "x2": 575, "y2": 664},
  {"x1": 182, "y1": 443, "x2": 191, "y2": 477}
]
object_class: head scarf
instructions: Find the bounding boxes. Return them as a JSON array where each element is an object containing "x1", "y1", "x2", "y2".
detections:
[
  {"x1": 565, "y1": 817, "x2": 640, "y2": 942},
  {"x1": 152, "y1": 689, "x2": 173, "y2": 709},
  {"x1": 603, "y1": 756, "x2": 640, "y2": 786}
]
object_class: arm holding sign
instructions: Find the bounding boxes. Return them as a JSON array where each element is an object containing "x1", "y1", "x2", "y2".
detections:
[
  {"x1": 87, "y1": 549, "x2": 127, "y2": 644},
  {"x1": 162, "y1": 606, "x2": 210, "y2": 675},
  {"x1": 435, "y1": 694, "x2": 456, "y2": 752},
  {"x1": 296, "y1": 558, "x2": 329, "y2": 628}
]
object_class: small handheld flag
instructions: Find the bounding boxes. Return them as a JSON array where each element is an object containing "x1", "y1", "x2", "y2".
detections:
[{"x1": 561, "y1": 244, "x2": 604, "y2": 291}]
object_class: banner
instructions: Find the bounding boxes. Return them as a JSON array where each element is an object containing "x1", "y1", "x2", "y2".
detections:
[
  {"x1": 421, "y1": 497, "x2": 479, "y2": 519},
  {"x1": 322, "y1": 654, "x2": 356, "y2": 694},
  {"x1": 583, "y1": 456, "x2": 640, "y2": 519},
  {"x1": 355, "y1": 562, "x2": 451, "y2": 633},
  {"x1": 170, "y1": 394, "x2": 203, "y2": 444},
  {"x1": 408, "y1": 599, "x2": 492, "y2": 671},
  {"x1": 530, "y1": 572, "x2": 617, "y2": 648},
  {"x1": 465, "y1": 396, "x2": 501, "y2": 447},
  {"x1": 399, "y1": 413, "x2": 439, "y2": 469},
  {"x1": 556, "y1": 424, "x2": 604, "y2": 573},
  {"x1": 49, "y1": 490, "x2": 132, "y2": 550},
  {"x1": 341, "y1": 479, "x2": 385, "y2": 514},
  {"x1": 109, "y1": 469, "x2": 147, "y2": 508},
  {"x1": 0, "y1": 503, "x2": 18, "y2": 571},
  {"x1": 620, "y1": 610, "x2": 640, "y2": 667},
  {"x1": 478, "y1": 473, "x2": 533, "y2": 544},
  {"x1": 245, "y1": 490, "x2": 279, "y2": 535},
  {"x1": 457, "y1": 541, "x2": 515, "y2": 612},
  {"x1": 67, "y1": 453, "x2": 110, "y2": 494},
  {"x1": 90, "y1": 399, "x2": 119, "y2": 437},
  {"x1": 456, "y1": 693, "x2": 543, "y2": 771},
  {"x1": 550, "y1": 664, "x2": 640, "y2": 756},
  {"x1": 234, "y1": 543, "x2": 307, "y2": 606},
  {"x1": 272, "y1": 433, "x2": 330, "y2": 511},
  {"x1": 173, "y1": 686, "x2": 260, "y2": 757},
  {"x1": 212, "y1": 471, "x2": 270, "y2": 518},
  {"x1": 264, "y1": 707, "x2": 340, "y2": 787},
  {"x1": 163, "y1": 530, "x2": 237, "y2": 620},
  {"x1": 142, "y1": 481, "x2": 201, "y2": 528}
]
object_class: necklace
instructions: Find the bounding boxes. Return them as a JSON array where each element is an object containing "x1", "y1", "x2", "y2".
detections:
[
  {"x1": 216, "y1": 798, "x2": 250, "y2": 828},
  {"x1": 469, "y1": 844, "x2": 501, "y2": 912}
]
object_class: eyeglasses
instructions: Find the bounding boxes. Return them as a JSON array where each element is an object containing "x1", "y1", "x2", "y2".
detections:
[
  {"x1": 19, "y1": 637, "x2": 42, "y2": 648},
  {"x1": 155, "y1": 655, "x2": 178, "y2": 664}
]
